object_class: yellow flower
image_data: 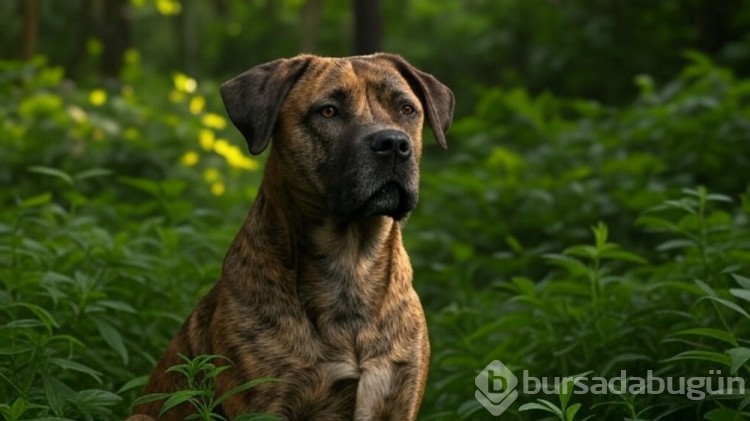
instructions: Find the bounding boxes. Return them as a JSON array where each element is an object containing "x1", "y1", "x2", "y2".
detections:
[
  {"x1": 224, "y1": 146, "x2": 259, "y2": 170},
  {"x1": 180, "y1": 151, "x2": 199, "y2": 167},
  {"x1": 211, "y1": 182, "x2": 226, "y2": 196},
  {"x1": 199, "y1": 129, "x2": 215, "y2": 150},
  {"x1": 89, "y1": 89, "x2": 107, "y2": 106},
  {"x1": 189, "y1": 96, "x2": 205, "y2": 115},
  {"x1": 203, "y1": 168, "x2": 221, "y2": 183},
  {"x1": 157, "y1": 0, "x2": 182, "y2": 16},
  {"x1": 202, "y1": 113, "x2": 227, "y2": 129},
  {"x1": 173, "y1": 72, "x2": 196, "y2": 93},
  {"x1": 213, "y1": 138, "x2": 231, "y2": 155}
]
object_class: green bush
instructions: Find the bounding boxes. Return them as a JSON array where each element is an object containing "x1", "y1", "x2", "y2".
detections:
[{"x1": 1, "y1": 54, "x2": 749, "y2": 419}]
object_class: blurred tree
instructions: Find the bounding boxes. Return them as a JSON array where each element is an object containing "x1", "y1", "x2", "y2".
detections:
[
  {"x1": 689, "y1": 0, "x2": 739, "y2": 54},
  {"x1": 68, "y1": 0, "x2": 93, "y2": 78},
  {"x1": 100, "y1": 0, "x2": 131, "y2": 78},
  {"x1": 20, "y1": 0, "x2": 39, "y2": 60},
  {"x1": 301, "y1": 0, "x2": 324, "y2": 53},
  {"x1": 4, "y1": 0, "x2": 750, "y2": 107},
  {"x1": 353, "y1": 0, "x2": 381, "y2": 54},
  {"x1": 177, "y1": 0, "x2": 198, "y2": 75}
]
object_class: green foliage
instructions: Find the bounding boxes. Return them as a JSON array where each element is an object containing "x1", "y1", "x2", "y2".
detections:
[
  {"x1": 0, "y1": 57, "x2": 251, "y2": 420},
  {"x1": 2, "y1": 42, "x2": 750, "y2": 421},
  {"x1": 132, "y1": 354, "x2": 279, "y2": 420},
  {"x1": 518, "y1": 372, "x2": 591, "y2": 421},
  {"x1": 411, "y1": 54, "x2": 750, "y2": 420}
]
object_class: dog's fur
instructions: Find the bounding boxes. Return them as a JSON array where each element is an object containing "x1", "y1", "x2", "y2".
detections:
[{"x1": 128, "y1": 53, "x2": 454, "y2": 420}]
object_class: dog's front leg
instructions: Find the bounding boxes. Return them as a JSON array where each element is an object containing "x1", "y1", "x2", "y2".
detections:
[{"x1": 354, "y1": 356, "x2": 425, "y2": 421}]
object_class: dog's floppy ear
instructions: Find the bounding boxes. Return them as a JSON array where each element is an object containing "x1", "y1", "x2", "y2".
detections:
[
  {"x1": 379, "y1": 54, "x2": 455, "y2": 149},
  {"x1": 220, "y1": 57, "x2": 311, "y2": 155}
]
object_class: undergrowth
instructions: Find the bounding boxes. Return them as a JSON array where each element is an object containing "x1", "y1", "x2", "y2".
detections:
[{"x1": 2, "y1": 53, "x2": 749, "y2": 419}]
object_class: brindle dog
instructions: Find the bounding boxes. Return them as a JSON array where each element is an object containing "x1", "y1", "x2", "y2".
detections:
[{"x1": 128, "y1": 53, "x2": 454, "y2": 420}]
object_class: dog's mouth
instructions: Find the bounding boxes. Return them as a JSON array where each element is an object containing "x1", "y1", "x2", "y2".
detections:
[{"x1": 357, "y1": 181, "x2": 416, "y2": 221}]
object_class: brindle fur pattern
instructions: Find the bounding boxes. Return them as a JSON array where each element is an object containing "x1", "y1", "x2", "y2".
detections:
[{"x1": 128, "y1": 53, "x2": 454, "y2": 420}]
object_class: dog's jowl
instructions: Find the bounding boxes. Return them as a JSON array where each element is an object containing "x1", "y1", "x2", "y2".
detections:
[{"x1": 128, "y1": 54, "x2": 454, "y2": 420}]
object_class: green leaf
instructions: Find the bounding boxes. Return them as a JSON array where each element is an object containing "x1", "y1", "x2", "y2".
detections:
[
  {"x1": 598, "y1": 249, "x2": 648, "y2": 264},
  {"x1": 6, "y1": 398, "x2": 27, "y2": 420},
  {"x1": 519, "y1": 400, "x2": 563, "y2": 417},
  {"x1": 159, "y1": 390, "x2": 205, "y2": 416},
  {"x1": 704, "y1": 408, "x2": 746, "y2": 421},
  {"x1": 49, "y1": 358, "x2": 102, "y2": 383},
  {"x1": 732, "y1": 274, "x2": 750, "y2": 290},
  {"x1": 117, "y1": 376, "x2": 150, "y2": 394},
  {"x1": 96, "y1": 300, "x2": 137, "y2": 314},
  {"x1": 132, "y1": 392, "x2": 171, "y2": 407},
  {"x1": 635, "y1": 215, "x2": 677, "y2": 231},
  {"x1": 694, "y1": 279, "x2": 717, "y2": 297},
  {"x1": 92, "y1": 318, "x2": 129, "y2": 364},
  {"x1": 6, "y1": 302, "x2": 59, "y2": 333},
  {"x1": 543, "y1": 254, "x2": 588, "y2": 275},
  {"x1": 456, "y1": 399, "x2": 484, "y2": 417},
  {"x1": 566, "y1": 403, "x2": 582, "y2": 421},
  {"x1": 558, "y1": 371, "x2": 592, "y2": 411},
  {"x1": 729, "y1": 288, "x2": 750, "y2": 304},
  {"x1": 73, "y1": 389, "x2": 122, "y2": 409},
  {"x1": 74, "y1": 168, "x2": 112, "y2": 181},
  {"x1": 20, "y1": 192, "x2": 52, "y2": 208},
  {"x1": 663, "y1": 350, "x2": 731, "y2": 367},
  {"x1": 672, "y1": 328, "x2": 737, "y2": 346},
  {"x1": 656, "y1": 239, "x2": 695, "y2": 251},
  {"x1": 592, "y1": 221, "x2": 609, "y2": 249},
  {"x1": 705, "y1": 193, "x2": 734, "y2": 203},
  {"x1": 509, "y1": 277, "x2": 537, "y2": 296},
  {"x1": 28, "y1": 166, "x2": 74, "y2": 185},
  {"x1": 564, "y1": 245, "x2": 596, "y2": 259},
  {"x1": 43, "y1": 375, "x2": 74, "y2": 416},
  {"x1": 505, "y1": 235, "x2": 523, "y2": 253},
  {"x1": 698, "y1": 296, "x2": 750, "y2": 319},
  {"x1": 726, "y1": 347, "x2": 750, "y2": 375}
]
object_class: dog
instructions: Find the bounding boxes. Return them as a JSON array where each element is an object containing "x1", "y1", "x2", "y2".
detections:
[{"x1": 128, "y1": 53, "x2": 454, "y2": 420}]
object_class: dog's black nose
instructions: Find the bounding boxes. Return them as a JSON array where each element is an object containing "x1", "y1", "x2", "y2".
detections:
[{"x1": 370, "y1": 130, "x2": 412, "y2": 160}]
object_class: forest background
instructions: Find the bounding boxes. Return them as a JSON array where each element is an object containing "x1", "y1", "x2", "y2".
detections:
[{"x1": 2, "y1": 1, "x2": 750, "y2": 420}]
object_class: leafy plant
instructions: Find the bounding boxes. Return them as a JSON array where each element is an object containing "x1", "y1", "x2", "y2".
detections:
[{"x1": 132, "y1": 354, "x2": 279, "y2": 421}]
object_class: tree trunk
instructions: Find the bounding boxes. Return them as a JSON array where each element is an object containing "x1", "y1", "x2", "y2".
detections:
[
  {"x1": 100, "y1": 0, "x2": 131, "y2": 79},
  {"x1": 67, "y1": 0, "x2": 94, "y2": 78},
  {"x1": 353, "y1": 0, "x2": 381, "y2": 55},
  {"x1": 178, "y1": 0, "x2": 198, "y2": 75},
  {"x1": 301, "y1": 0, "x2": 324, "y2": 53},
  {"x1": 20, "y1": 0, "x2": 40, "y2": 60}
]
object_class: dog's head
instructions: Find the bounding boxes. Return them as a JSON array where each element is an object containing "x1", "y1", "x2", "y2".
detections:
[{"x1": 220, "y1": 54, "x2": 454, "y2": 221}]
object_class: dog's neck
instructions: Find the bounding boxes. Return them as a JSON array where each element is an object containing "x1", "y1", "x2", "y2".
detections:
[{"x1": 224, "y1": 157, "x2": 412, "y2": 323}]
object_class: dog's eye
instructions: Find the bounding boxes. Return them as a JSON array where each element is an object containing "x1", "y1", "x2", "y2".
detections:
[
  {"x1": 400, "y1": 104, "x2": 415, "y2": 116},
  {"x1": 319, "y1": 105, "x2": 338, "y2": 118}
]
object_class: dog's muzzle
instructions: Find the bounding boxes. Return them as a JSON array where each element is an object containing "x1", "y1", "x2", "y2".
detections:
[{"x1": 327, "y1": 128, "x2": 419, "y2": 221}]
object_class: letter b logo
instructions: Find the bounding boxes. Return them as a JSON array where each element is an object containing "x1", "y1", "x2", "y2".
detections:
[
  {"x1": 475, "y1": 360, "x2": 518, "y2": 416},
  {"x1": 488, "y1": 369, "x2": 508, "y2": 393}
]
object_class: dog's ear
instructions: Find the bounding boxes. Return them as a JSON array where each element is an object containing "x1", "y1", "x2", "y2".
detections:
[
  {"x1": 220, "y1": 57, "x2": 311, "y2": 155},
  {"x1": 379, "y1": 54, "x2": 455, "y2": 149}
]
